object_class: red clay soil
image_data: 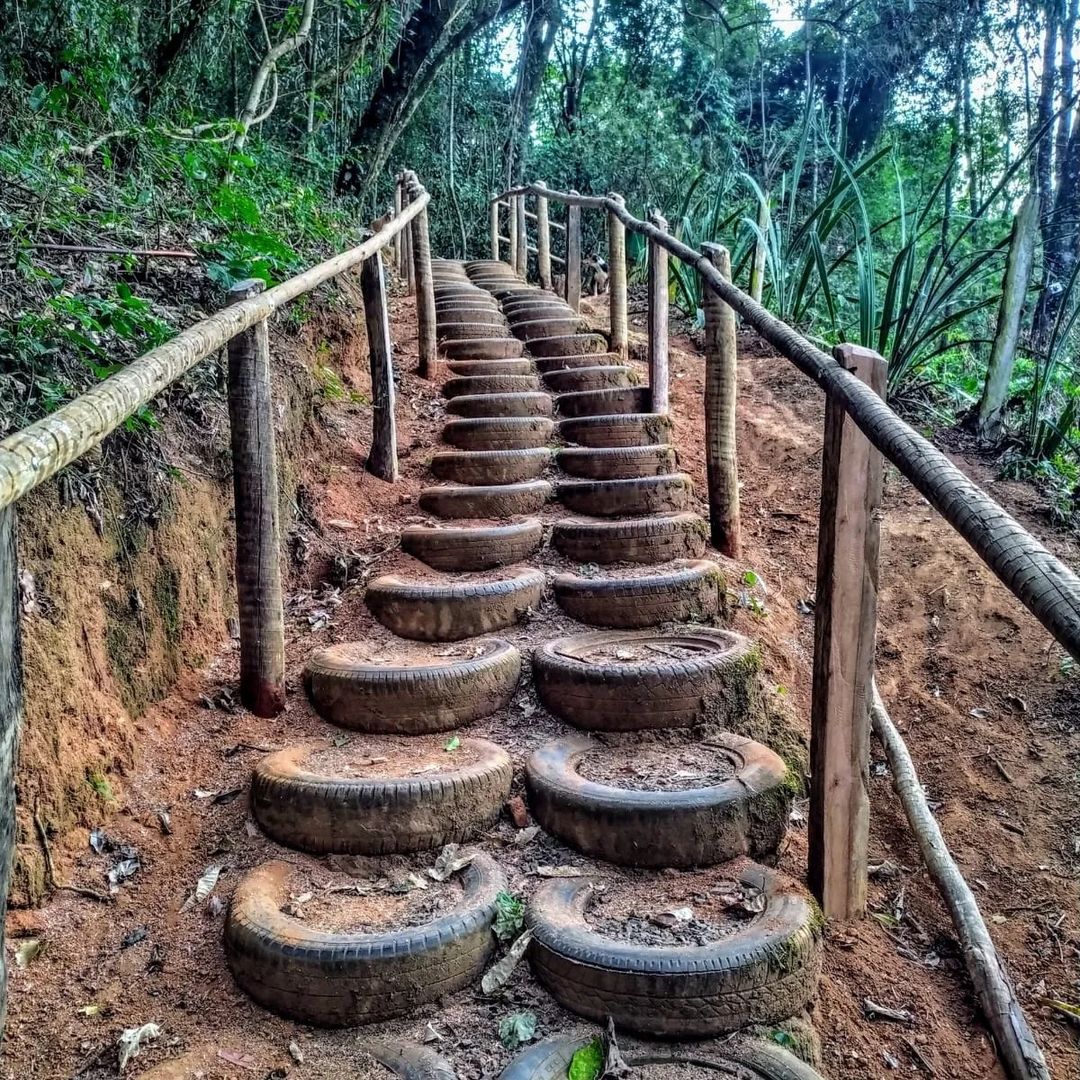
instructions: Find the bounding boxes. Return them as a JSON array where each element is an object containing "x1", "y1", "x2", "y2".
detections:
[{"x1": 4, "y1": 291, "x2": 1079, "y2": 1079}]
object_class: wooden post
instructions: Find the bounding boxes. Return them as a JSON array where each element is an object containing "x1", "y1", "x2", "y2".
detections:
[
  {"x1": 566, "y1": 196, "x2": 582, "y2": 312},
  {"x1": 508, "y1": 197, "x2": 519, "y2": 272},
  {"x1": 702, "y1": 243, "x2": 740, "y2": 556},
  {"x1": 490, "y1": 197, "x2": 500, "y2": 261},
  {"x1": 226, "y1": 280, "x2": 286, "y2": 718},
  {"x1": 394, "y1": 178, "x2": 404, "y2": 274},
  {"x1": 407, "y1": 177, "x2": 437, "y2": 378},
  {"x1": 400, "y1": 184, "x2": 415, "y2": 296},
  {"x1": 536, "y1": 187, "x2": 552, "y2": 289},
  {"x1": 749, "y1": 196, "x2": 769, "y2": 304},
  {"x1": 808, "y1": 343, "x2": 886, "y2": 921},
  {"x1": 360, "y1": 255, "x2": 399, "y2": 482},
  {"x1": 608, "y1": 195, "x2": 628, "y2": 358},
  {"x1": 0, "y1": 503, "x2": 24, "y2": 1038},
  {"x1": 515, "y1": 194, "x2": 528, "y2": 278},
  {"x1": 648, "y1": 211, "x2": 670, "y2": 414}
]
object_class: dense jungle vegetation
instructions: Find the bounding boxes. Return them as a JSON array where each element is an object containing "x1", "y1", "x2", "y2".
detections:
[{"x1": 1, "y1": 0, "x2": 1079, "y2": 517}]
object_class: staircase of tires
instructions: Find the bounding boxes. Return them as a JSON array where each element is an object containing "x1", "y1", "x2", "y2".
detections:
[{"x1": 222, "y1": 261, "x2": 827, "y2": 1079}]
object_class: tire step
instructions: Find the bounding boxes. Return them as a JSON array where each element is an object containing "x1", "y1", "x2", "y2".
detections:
[
  {"x1": 556, "y1": 473, "x2": 693, "y2": 517},
  {"x1": 447, "y1": 359, "x2": 535, "y2": 377},
  {"x1": 553, "y1": 558, "x2": 723, "y2": 628},
  {"x1": 532, "y1": 627, "x2": 759, "y2": 731},
  {"x1": 503, "y1": 301, "x2": 573, "y2": 321},
  {"x1": 526, "y1": 732, "x2": 791, "y2": 867},
  {"x1": 442, "y1": 337, "x2": 525, "y2": 360},
  {"x1": 402, "y1": 519, "x2": 544, "y2": 571},
  {"x1": 304, "y1": 637, "x2": 521, "y2": 732},
  {"x1": 511, "y1": 316, "x2": 588, "y2": 341},
  {"x1": 443, "y1": 374, "x2": 541, "y2": 398},
  {"x1": 419, "y1": 479, "x2": 551, "y2": 519},
  {"x1": 446, "y1": 392, "x2": 553, "y2": 420},
  {"x1": 225, "y1": 855, "x2": 505, "y2": 1026},
  {"x1": 556, "y1": 444, "x2": 676, "y2": 479},
  {"x1": 366, "y1": 566, "x2": 545, "y2": 641},
  {"x1": 542, "y1": 365, "x2": 634, "y2": 394},
  {"x1": 252, "y1": 736, "x2": 512, "y2": 854},
  {"x1": 443, "y1": 416, "x2": 554, "y2": 451},
  {"x1": 526, "y1": 333, "x2": 609, "y2": 358},
  {"x1": 437, "y1": 321, "x2": 509, "y2": 341},
  {"x1": 431, "y1": 448, "x2": 551, "y2": 485},
  {"x1": 533, "y1": 353, "x2": 622, "y2": 373},
  {"x1": 557, "y1": 386, "x2": 651, "y2": 417},
  {"x1": 435, "y1": 305, "x2": 503, "y2": 323},
  {"x1": 559, "y1": 413, "x2": 672, "y2": 448},
  {"x1": 552, "y1": 512, "x2": 708, "y2": 564}
]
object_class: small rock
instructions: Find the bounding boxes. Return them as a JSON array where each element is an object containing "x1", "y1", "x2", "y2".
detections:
[{"x1": 506, "y1": 796, "x2": 529, "y2": 829}]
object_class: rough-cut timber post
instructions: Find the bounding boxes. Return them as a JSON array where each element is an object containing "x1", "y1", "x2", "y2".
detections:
[
  {"x1": 406, "y1": 175, "x2": 437, "y2": 378},
  {"x1": 394, "y1": 178, "x2": 404, "y2": 274},
  {"x1": 0, "y1": 503, "x2": 23, "y2": 1038},
  {"x1": 648, "y1": 211, "x2": 670, "y2": 415},
  {"x1": 490, "y1": 196, "x2": 500, "y2": 261},
  {"x1": 360, "y1": 254, "x2": 399, "y2": 482},
  {"x1": 701, "y1": 243, "x2": 740, "y2": 556},
  {"x1": 566, "y1": 196, "x2": 582, "y2": 312},
  {"x1": 226, "y1": 280, "x2": 286, "y2": 718},
  {"x1": 516, "y1": 195, "x2": 528, "y2": 278},
  {"x1": 536, "y1": 186, "x2": 552, "y2": 289},
  {"x1": 401, "y1": 184, "x2": 415, "y2": 296},
  {"x1": 608, "y1": 194, "x2": 628, "y2": 358},
  {"x1": 809, "y1": 343, "x2": 886, "y2": 921},
  {"x1": 508, "y1": 197, "x2": 519, "y2": 272},
  {"x1": 749, "y1": 196, "x2": 768, "y2": 304}
]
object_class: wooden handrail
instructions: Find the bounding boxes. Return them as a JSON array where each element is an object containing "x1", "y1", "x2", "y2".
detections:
[{"x1": 0, "y1": 191, "x2": 430, "y2": 511}]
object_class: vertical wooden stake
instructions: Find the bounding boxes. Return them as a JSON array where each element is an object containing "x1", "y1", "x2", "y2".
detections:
[
  {"x1": 0, "y1": 502, "x2": 24, "y2": 1038},
  {"x1": 394, "y1": 178, "x2": 404, "y2": 274},
  {"x1": 490, "y1": 196, "x2": 500, "y2": 261},
  {"x1": 566, "y1": 196, "x2": 582, "y2": 312},
  {"x1": 536, "y1": 187, "x2": 552, "y2": 289},
  {"x1": 360, "y1": 254, "x2": 399, "y2": 482},
  {"x1": 749, "y1": 196, "x2": 769, "y2": 304},
  {"x1": 608, "y1": 196, "x2": 628, "y2": 358},
  {"x1": 648, "y1": 211, "x2": 670, "y2": 414},
  {"x1": 508, "y1": 197, "x2": 518, "y2": 271},
  {"x1": 702, "y1": 243, "x2": 740, "y2": 556},
  {"x1": 515, "y1": 194, "x2": 528, "y2": 278},
  {"x1": 809, "y1": 343, "x2": 886, "y2": 922},
  {"x1": 408, "y1": 180, "x2": 437, "y2": 378},
  {"x1": 400, "y1": 184, "x2": 415, "y2": 296},
  {"x1": 226, "y1": 279, "x2": 285, "y2": 718}
]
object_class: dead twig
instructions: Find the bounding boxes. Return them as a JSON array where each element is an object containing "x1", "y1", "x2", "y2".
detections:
[
  {"x1": 902, "y1": 1036, "x2": 936, "y2": 1076},
  {"x1": 33, "y1": 813, "x2": 113, "y2": 904}
]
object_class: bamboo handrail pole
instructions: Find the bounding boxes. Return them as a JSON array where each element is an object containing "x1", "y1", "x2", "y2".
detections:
[
  {"x1": 871, "y1": 683, "x2": 1050, "y2": 1080},
  {"x1": 0, "y1": 192, "x2": 430, "y2": 510}
]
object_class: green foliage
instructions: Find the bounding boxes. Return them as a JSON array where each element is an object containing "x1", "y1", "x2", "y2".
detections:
[
  {"x1": 567, "y1": 1038, "x2": 604, "y2": 1080},
  {"x1": 498, "y1": 1011, "x2": 537, "y2": 1050},
  {"x1": 493, "y1": 890, "x2": 525, "y2": 942}
]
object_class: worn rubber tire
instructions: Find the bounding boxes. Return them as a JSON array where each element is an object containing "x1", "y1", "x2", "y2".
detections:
[
  {"x1": 419, "y1": 479, "x2": 552, "y2": 519},
  {"x1": 511, "y1": 317, "x2": 589, "y2": 341},
  {"x1": 434, "y1": 289, "x2": 492, "y2": 303},
  {"x1": 553, "y1": 559, "x2": 723, "y2": 629},
  {"x1": 225, "y1": 854, "x2": 505, "y2": 1026},
  {"x1": 446, "y1": 392, "x2": 553, "y2": 419},
  {"x1": 402, "y1": 519, "x2": 544, "y2": 571},
  {"x1": 431, "y1": 448, "x2": 551, "y2": 485},
  {"x1": 447, "y1": 359, "x2": 536, "y2": 377},
  {"x1": 504, "y1": 303, "x2": 574, "y2": 322},
  {"x1": 526, "y1": 333, "x2": 608, "y2": 358},
  {"x1": 498, "y1": 1035, "x2": 825, "y2": 1080},
  {"x1": 443, "y1": 374, "x2": 542, "y2": 399},
  {"x1": 556, "y1": 444, "x2": 677, "y2": 480},
  {"x1": 556, "y1": 386, "x2": 651, "y2": 418},
  {"x1": 437, "y1": 321, "x2": 509, "y2": 341},
  {"x1": 525, "y1": 863, "x2": 822, "y2": 1038},
  {"x1": 442, "y1": 337, "x2": 525, "y2": 360},
  {"x1": 559, "y1": 413, "x2": 672, "y2": 448},
  {"x1": 552, "y1": 512, "x2": 707, "y2": 564},
  {"x1": 443, "y1": 417, "x2": 554, "y2": 451},
  {"x1": 304, "y1": 637, "x2": 521, "y2": 732},
  {"x1": 533, "y1": 353, "x2": 622, "y2": 373},
  {"x1": 532, "y1": 628, "x2": 758, "y2": 731},
  {"x1": 365, "y1": 1042, "x2": 457, "y2": 1080},
  {"x1": 542, "y1": 366, "x2": 634, "y2": 394},
  {"x1": 556, "y1": 474, "x2": 693, "y2": 517},
  {"x1": 251, "y1": 737, "x2": 512, "y2": 854},
  {"x1": 366, "y1": 566, "x2": 545, "y2": 641},
  {"x1": 525, "y1": 733, "x2": 790, "y2": 868}
]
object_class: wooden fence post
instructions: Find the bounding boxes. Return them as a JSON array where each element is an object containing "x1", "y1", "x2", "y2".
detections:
[
  {"x1": 407, "y1": 176, "x2": 437, "y2": 378},
  {"x1": 508, "y1": 197, "x2": 518, "y2": 272},
  {"x1": 0, "y1": 503, "x2": 24, "y2": 1038},
  {"x1": 566, "y1": 196, "x2": 582, "y2": 312},
  {"x1": 648, "y1": 211, "x2": 670, "y2": 414},
  {"x1": 490, "y1": 196, "x2": 500, "y2": 261},
  {"x1": 608, "y1": 195, "x2": 628, "y2": 358},
  {"x1": 394, "y1": 177, "x2": 404, "y2": 275},
  {"x1": 516, "y1": 194, "x2": 528, "y2": 278},
  {"x1": 808, "y1": 343, "x2": 887, "y2": 921},
  {"x1": 400, "y1": 184, "x2": 415, "y2": 296},
  {"x1": 360, "y1": 254, "x2": 399, "y2": 482},
  {"x1": 536, "y1": 187, "x2": 552, "y2": 289},
  {"x1": 226, "y1": 279, "x2": 286, "y2": 718},
  {"x1": 701, "y1": 243, "x2": 740, "y2": 556}
]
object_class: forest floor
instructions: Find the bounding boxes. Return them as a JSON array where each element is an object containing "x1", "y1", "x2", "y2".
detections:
[{"x1": 4, "y1": 288, "x2": 1080, "y2": 1079}]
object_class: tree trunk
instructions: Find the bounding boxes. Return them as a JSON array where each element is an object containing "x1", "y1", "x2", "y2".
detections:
[{"x1": 504, "y1": 0, "x2": 561, "y2": 184}]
